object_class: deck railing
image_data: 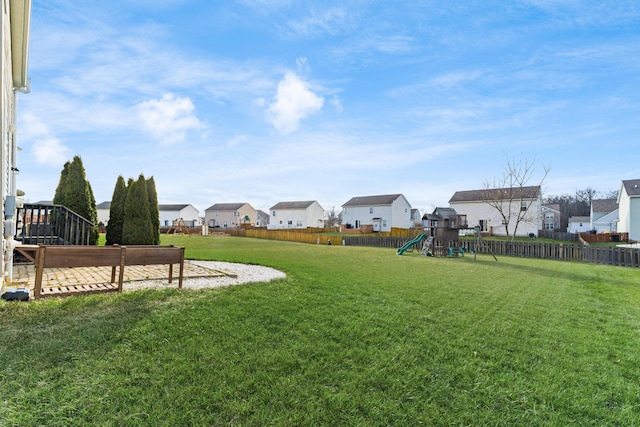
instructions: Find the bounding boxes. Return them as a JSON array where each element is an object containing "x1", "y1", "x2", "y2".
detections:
[{"x1": 16, "y1": 203, "x2": 94, "y2": 245}]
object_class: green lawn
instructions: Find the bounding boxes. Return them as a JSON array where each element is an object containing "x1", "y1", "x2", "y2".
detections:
[{"x1": 1, "y1": 236, "x2": 639, "y2": 425}]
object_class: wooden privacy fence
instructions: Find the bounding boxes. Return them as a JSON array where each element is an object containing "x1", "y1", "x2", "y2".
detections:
[
  {"x1": 27, "y1": 244, "x2": 185, "y2": 300},
  {"x1": 223, "y1": 229, "x2": 640, "y2": 268},
  {"x1": 462, "y1": 240, "x2": 640, "y2": 267},
  {"x1": 579, "y1": 232, "x2": 628, "y2": 244}
]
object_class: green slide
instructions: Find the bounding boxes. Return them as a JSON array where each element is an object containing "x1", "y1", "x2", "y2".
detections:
[{"x1": 397, "y1": 233, "x2": 426, "y2": 255}]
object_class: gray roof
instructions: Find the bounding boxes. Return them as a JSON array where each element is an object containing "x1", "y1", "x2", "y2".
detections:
[
  {"x1": 270, "y1": 200, "x2": 317, "y2": 210},
  {"x1": 622, "y1": 179, "x2": 640, "y2": 197},
  {"x1": 591, "y1": 199, "x2": 618, "y2": 213},
  {"x1": 96, "y1": 201, "x2": 111, "y2": 209},
  {"x1": 342, "y1": 194, "x2": 404, "y2": 207},
  {"x1": 205, "y1": 203, "x2": 249, "y2": 211},
  {"x1": 159, "y1": 204, "x2": 192, "y2": 211},
  {"x1": 433, "y1": 207, "x2": 457, "y2": 218},
  {"x1": 449, "y1": 186, "x2": 541, "y2": 203},
  {"x1": 542, "y1": 203, "x2": 560, "y2": 213}
]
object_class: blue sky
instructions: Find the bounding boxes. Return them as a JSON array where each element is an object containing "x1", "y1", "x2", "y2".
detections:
[{"x1": 17, "y1": 0, "x2": 640, "y2": 215}]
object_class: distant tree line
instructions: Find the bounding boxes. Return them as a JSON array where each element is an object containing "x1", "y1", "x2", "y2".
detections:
[{"x1": 53, "y1": 156, "x2": 159, "y2": 245}]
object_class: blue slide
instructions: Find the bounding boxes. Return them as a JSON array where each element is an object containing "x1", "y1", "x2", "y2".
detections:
[{"x1": 397, "y1": 233, "x2": 426, "y2": 255}]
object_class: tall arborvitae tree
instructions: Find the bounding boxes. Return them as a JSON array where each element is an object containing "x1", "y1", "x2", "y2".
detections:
[
  {"x1": 105, "y1": 175, "x2": 127, "y2": 245},
  {"x1": 146, "y1": 176, "x2": 160, "y2": 245},
  {"x1": 53, "y1": 156, "x2": 99, "y2": 244},
  {"x1": 122, "y1": 174, "x2": 154, "y2": 244},
  {"x1": 53, "y1": 161, "x2": 70, "y2": 205}
]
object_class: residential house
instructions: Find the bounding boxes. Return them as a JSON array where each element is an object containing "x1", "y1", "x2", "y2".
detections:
[
  {"x1": 267, "y1": 200, "x2": 325, "y2": 230},
  {"x1": 410, "y1": 208, "x2": 422, "y2": 227},
  {"x1": 541, "y1": 204, "x2": 561, "y2": 231},
  {"x1": 567, "y1": 216, "x2": 591, "y2": 234},
  {"x1": 341, "y1": 194, "x2": 412, "y2": 233},
  {"x1": 159, "y1": 204, "x2": 200, "y2": 227},
  {"x1": 204, "y1": 203, "x2": 257, "y2": 228},
  {"x1": 3, "y1": 0, "x2": 31, "y2": 286},
  {"x1": 617, "y1": 179, "x2": 640, "y2": 241},
  {"x1": 448, "y1": 186, "x2": 542, "y2": 237},
  {"x1": 590, "y1": 199, "x2": 618, "y2": 233},
  {"x1": 256, "y1": 210, "x2": 270, "y2": 227}
]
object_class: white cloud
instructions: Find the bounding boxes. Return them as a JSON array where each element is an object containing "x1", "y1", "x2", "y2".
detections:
[
  {"x1": 287, "y1": 7, "x2": 350, "y2": 37},
  {"x1": 267, "y1": 71, "x2": 324, "y2": 134},
  {"x1": 33, "y1": 137, "x2": 70, "y2": 165},
  {"x1": 20, "y1": 113, "x2": 70, "y2": 166},
  {"x1": 136, "y1": 94, "x2": 202, "y2": 145}
]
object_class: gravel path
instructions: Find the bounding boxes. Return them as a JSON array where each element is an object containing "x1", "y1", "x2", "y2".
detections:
[{"x1": 122, "y1": 260, "x2": 286, "y2": 292}]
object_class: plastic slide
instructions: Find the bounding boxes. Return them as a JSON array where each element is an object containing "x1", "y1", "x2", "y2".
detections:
[{"x1": 397, "y1": 233, "x2": 426, "y2": 255}]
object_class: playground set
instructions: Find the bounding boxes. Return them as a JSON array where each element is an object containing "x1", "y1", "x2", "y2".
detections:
[{"x1": 397, "y1": 207, "x2": 496, "y2": 261}]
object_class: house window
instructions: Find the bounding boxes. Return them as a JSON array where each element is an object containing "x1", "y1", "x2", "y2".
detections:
[
  {"x1": 479, "y1": 219, "x2": 488, "y2": 232},
  {"x1": 272, "y1": 211, "x2": 276, "y2": 216},
  {"x1": 545, "y1": 222, "x2": 555, "y2": 230},
  {"x1": 382, "y1": 220, "x2": 387, "y2": 227},
  {"x1": 521, "y1": 201, "x2": 528, "y2": 211},
  {"x1": 288, "y1": 220, "x2": 293, "y2": 225},
  {"x1": 223, "y1": 221, "x2": 228, "y2": 227},
  {"x1": 369, "y1": 207, "x2": 373, "y2": 214},
  {"x1": 296, "y1": 221, "x2": 303, "y2": 227},
  {"x1": 545, "y1": 213, "x2": 554, "y2": 219}
]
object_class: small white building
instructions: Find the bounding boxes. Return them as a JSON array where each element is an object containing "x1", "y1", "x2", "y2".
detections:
[
  {"x1": 567, "y1": 216, "x2": 591, "y2": 234},
  {"x1": 204, "y1": 203, "x2": 257, "y2": 228},
  {"x1": 267, "y1": 200, "x2": 325, "y2": 230},
  {"x1": 341, "y1": 194, "x2": 412, "y2": 232},
  {"x1": 617, "y1": 179, "x2": 640, "y2": 241}
]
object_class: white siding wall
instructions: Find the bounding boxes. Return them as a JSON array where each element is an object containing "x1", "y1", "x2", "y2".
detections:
[
  {"x1": 390, "y1": 197, "x2": 412, "y2": 229},
  {"x1": 2, "y1": 4, "x2": 15, "y2": 285},
  {"x1": 268, "y1": 202, "x2": 324, "y2": 229},
  {"x1": 306, "y1": 202, "x2": 325, "y2": 228},
  {"x1": 97, "y1": 208, "x2": 110, "y2": 225},
  {"x1": 618, "y1": 190, "x2": 630, "y2": 237},
  {"x1": 630, "y1": 198, "x2": 640, "y2": 240}
]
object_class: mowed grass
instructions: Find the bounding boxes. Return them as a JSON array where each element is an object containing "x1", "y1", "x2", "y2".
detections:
[{"x1": 1, "y1": 236, "x2": 640, "y2": 426}]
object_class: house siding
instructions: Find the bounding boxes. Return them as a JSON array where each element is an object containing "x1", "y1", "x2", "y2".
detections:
[
  {"x1": 617, "y1": 182, "x2": 640, "y2": 241},
  {"x1": 341, "y1": 194, "x2": 412, "y2": 232},
  {"x1": 205, "y1": 204, "x2": 257, "y2": 228},
  {"x1": 268, "y1": 201, "x2": 324, "y2": 229},
  {"x1": 2, "y1": 1, "x2": 30, "y2": 286},
  {"x1": 160, "y1": 205, "x2": 200, "y2": 227}
]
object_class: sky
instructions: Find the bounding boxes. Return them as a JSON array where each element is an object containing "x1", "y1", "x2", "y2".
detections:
[{"x1": 16, "y1": 0, "x2": 640, "y2": 215}]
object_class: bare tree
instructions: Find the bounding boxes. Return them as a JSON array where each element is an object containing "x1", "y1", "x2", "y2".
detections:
[
  {"x1": 324, "y1": 206, "x2": 341, "y2": 227},
  {"x1": 482, "y1": 155, "x2": 550, "y2": 241}
]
